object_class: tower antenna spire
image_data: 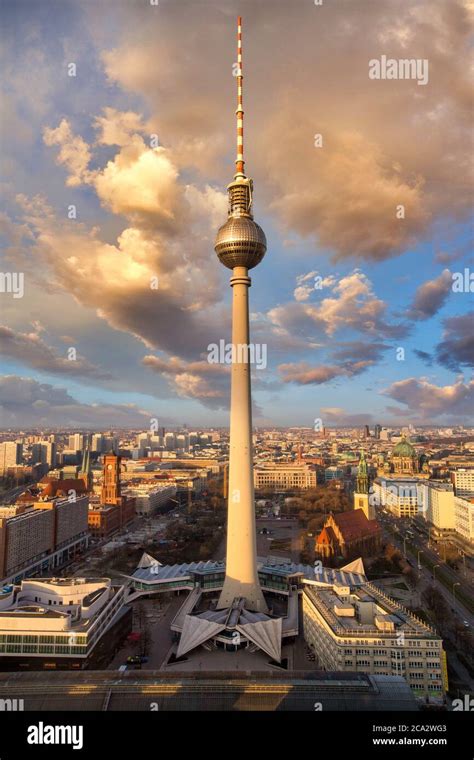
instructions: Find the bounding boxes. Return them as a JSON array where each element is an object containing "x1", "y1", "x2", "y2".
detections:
[{"x1": 235, "y1": 16, "x2": 245, "y2": 178}]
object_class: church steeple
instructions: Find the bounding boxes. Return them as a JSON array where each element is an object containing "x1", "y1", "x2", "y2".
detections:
[
  {"x1": 356, "y1": 449, "x2": 369, "y2": 494},
  {"x1": 79, "y1": 447, "x2": 92, "y2": 491},
  {"x1": 354, "y1": 449, "x2": 374, "y2": 520}
]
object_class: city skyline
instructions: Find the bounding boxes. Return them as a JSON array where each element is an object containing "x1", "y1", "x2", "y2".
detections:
[{"x1": 1, "y1": 0, "x2": 473, "y2": 430}]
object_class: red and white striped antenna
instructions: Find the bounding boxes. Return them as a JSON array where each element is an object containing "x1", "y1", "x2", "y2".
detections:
[{"x1": 235, "y1": 16, "x2": 245, "y2": 178}]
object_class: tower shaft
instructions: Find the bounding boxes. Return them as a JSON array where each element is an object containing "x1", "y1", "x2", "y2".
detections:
[
  {"x1": 215, "y1": 17, "x2": 267, "y2": 613},
  {"x1": 217, "y1": 267, "x2": 267, "y2": 611}
]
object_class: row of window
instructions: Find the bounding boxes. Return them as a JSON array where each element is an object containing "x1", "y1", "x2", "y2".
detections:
[
  {"x1": 0, "y1": 644, "x2": 87, "y2": 654},
  {"x1": 0, "y1": 634, "x2": 86, "y2": 645}
]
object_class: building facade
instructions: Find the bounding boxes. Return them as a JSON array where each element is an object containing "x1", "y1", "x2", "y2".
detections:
[
  {"x1": 0, "y1": 496, "x2": 89, "y2": 583},
  {"x1": 302, "y1": 582, "x2": 446, "y2": 699},
  {"x1": 0, "y1": 577, "x2": 130, "y2": 670},
  {"x1": 254, "y1": 464, "x2": 317, "y2": 490},
  {"x1": 454, "y1": 496, "x2": 474, "y2": 545},
  {"x1": 417, "y1": 482, "x2": 456, "y2": 530},
  {"x1": 452, "y1": 469, "x2": 474, "y2": 499},
  {"x1": 372, "y1": 478, "x2": 420, "y2": 518}
]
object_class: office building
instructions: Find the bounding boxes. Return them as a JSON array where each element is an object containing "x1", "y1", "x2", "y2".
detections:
[
  {"x1": 417, "y1": 482, "x2": 455, "y2": 530},
  {"x1": 454, "y1": 496, "x2": 474, "y2": 545},
  {"x1": 0, "y1": 577, "x2": 131, "y2": 670},
  {"x1": 452, "y1": 469, "x2": 474, "y2": 499},
  {"x1": 372, "y1": 478, "x2": 420, "y2": 518},
  {"x1": 254, "y1": 463, "x2": 317, "y2": 490},
  {"x1": 302, "y1": 581, "x2": 446, "y2": 699}
]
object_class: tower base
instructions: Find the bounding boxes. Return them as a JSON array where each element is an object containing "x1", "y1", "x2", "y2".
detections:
[{"x1": 217, "y1": 578, "x2": 268, "y2": 613}]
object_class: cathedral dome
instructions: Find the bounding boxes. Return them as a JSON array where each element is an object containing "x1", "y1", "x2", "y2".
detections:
[{"x1": 392, "y1": 437, "x2": 416, "y2": 458}]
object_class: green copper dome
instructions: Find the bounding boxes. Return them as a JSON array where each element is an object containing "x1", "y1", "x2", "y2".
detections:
[{"x1": 392, "y1": 437, "x2": 416, "y2": 457}]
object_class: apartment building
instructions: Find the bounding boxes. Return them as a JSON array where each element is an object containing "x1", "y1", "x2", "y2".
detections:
[{"x1": 0, "y1": 497, "x2": 89, "y2": 583}]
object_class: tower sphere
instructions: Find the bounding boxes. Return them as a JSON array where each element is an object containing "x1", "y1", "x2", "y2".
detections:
[{"x1": 214, "y1": 215, "x2": 267, "y2": 270}]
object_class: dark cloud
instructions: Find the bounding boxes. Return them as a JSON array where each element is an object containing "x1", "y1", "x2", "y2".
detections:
[
  {"x1": 413, "y1": 349, "x2": 433, "y2": 365},
  {"x1": 331, "y1": 341, "x2": 389, "y2": 363},
  {"x1": 278, "y1": 359, "x2": 374, "y2": 385},
  {"x1": 405, "y1": 269, "x2": 452, "y2": 320},
  {"x1": 0, "y1": 375, "x2": 157, "y2": 428},
  {"x1": 0, "y1": 325, "x2": 111, "y2": 380},
  {"x1": 435, "y1": 312, "x2": 474, "y2": 371}
]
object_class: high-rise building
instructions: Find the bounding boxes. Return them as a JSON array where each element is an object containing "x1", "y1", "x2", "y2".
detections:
[
  {"x1": 164, "y1": 432, "x2": 176, "y2": 450},
  {"x1": 68, "y1": 433, "x2": 85, "y2": 452},
  {"x1": 31, "y1": 441, "x2": 56, "y2": 468},
  {"x1": 103, "y1": 435, "x2": 118, "y2": 454},
  {"x1": 0, "y1": 441, "x2": 23, "y2": 474},
  {"x1": 214, "y1": 17, "x2": 267, "y2": 612},
  {"x1": 374, "y1": 424, "x2": 382, "y2": 439},
  {"x1": 175, "y1": 433, "x2": 190, "y2": 452},
  {"x1": 91, "y1": 433, "x2": 104, "y2": 454},
  {"x1": 0, "y1": 496, "x2": 89, "y2": 582}
]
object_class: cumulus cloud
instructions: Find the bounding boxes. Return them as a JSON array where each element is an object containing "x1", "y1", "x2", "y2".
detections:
[
  {"x1": 15, "y1": 110, "x2": 229, "y2": 363},
  {"x1": 382, "y1": 376, "x2": 474, "y2": 420},
  {"x1": 269, "y1": 271, "x2": 407, "y2": 340},
  {"x1": 99, "y1": 0, "x2": 472, "y2": 261},
  {"x1": 43, "y1": 119, "x2": 92, "y2": 186},
  {"x1": 0, "y1": 375, "x2": 156, "y2": 428},
  {"x1": 293, "y1": 271, "x2": 335, "y2": 302},
  {"x1": 143, "y1": 354, "x2": 229, "y2": 408},
  {"x1": 405, "y1": 269, "x2": 452, "y2": 320}
]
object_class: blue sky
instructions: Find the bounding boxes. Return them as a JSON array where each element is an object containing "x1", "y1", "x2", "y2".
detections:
[{"x1": 0, "y1": 0, "x2": 472, "y2": 428}]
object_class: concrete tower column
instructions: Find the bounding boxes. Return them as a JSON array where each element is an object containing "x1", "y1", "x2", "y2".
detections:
[
  {"x1": 214, "y1": 17, "x2": 268, "y2": 613},
  {"x1": 217, "y1": 267, "x2": 267, "y2": 612}
]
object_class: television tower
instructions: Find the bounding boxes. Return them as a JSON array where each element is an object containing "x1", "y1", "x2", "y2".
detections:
[{"x1": 215, "y1": 17, "x2": 267, "y2": 612}]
